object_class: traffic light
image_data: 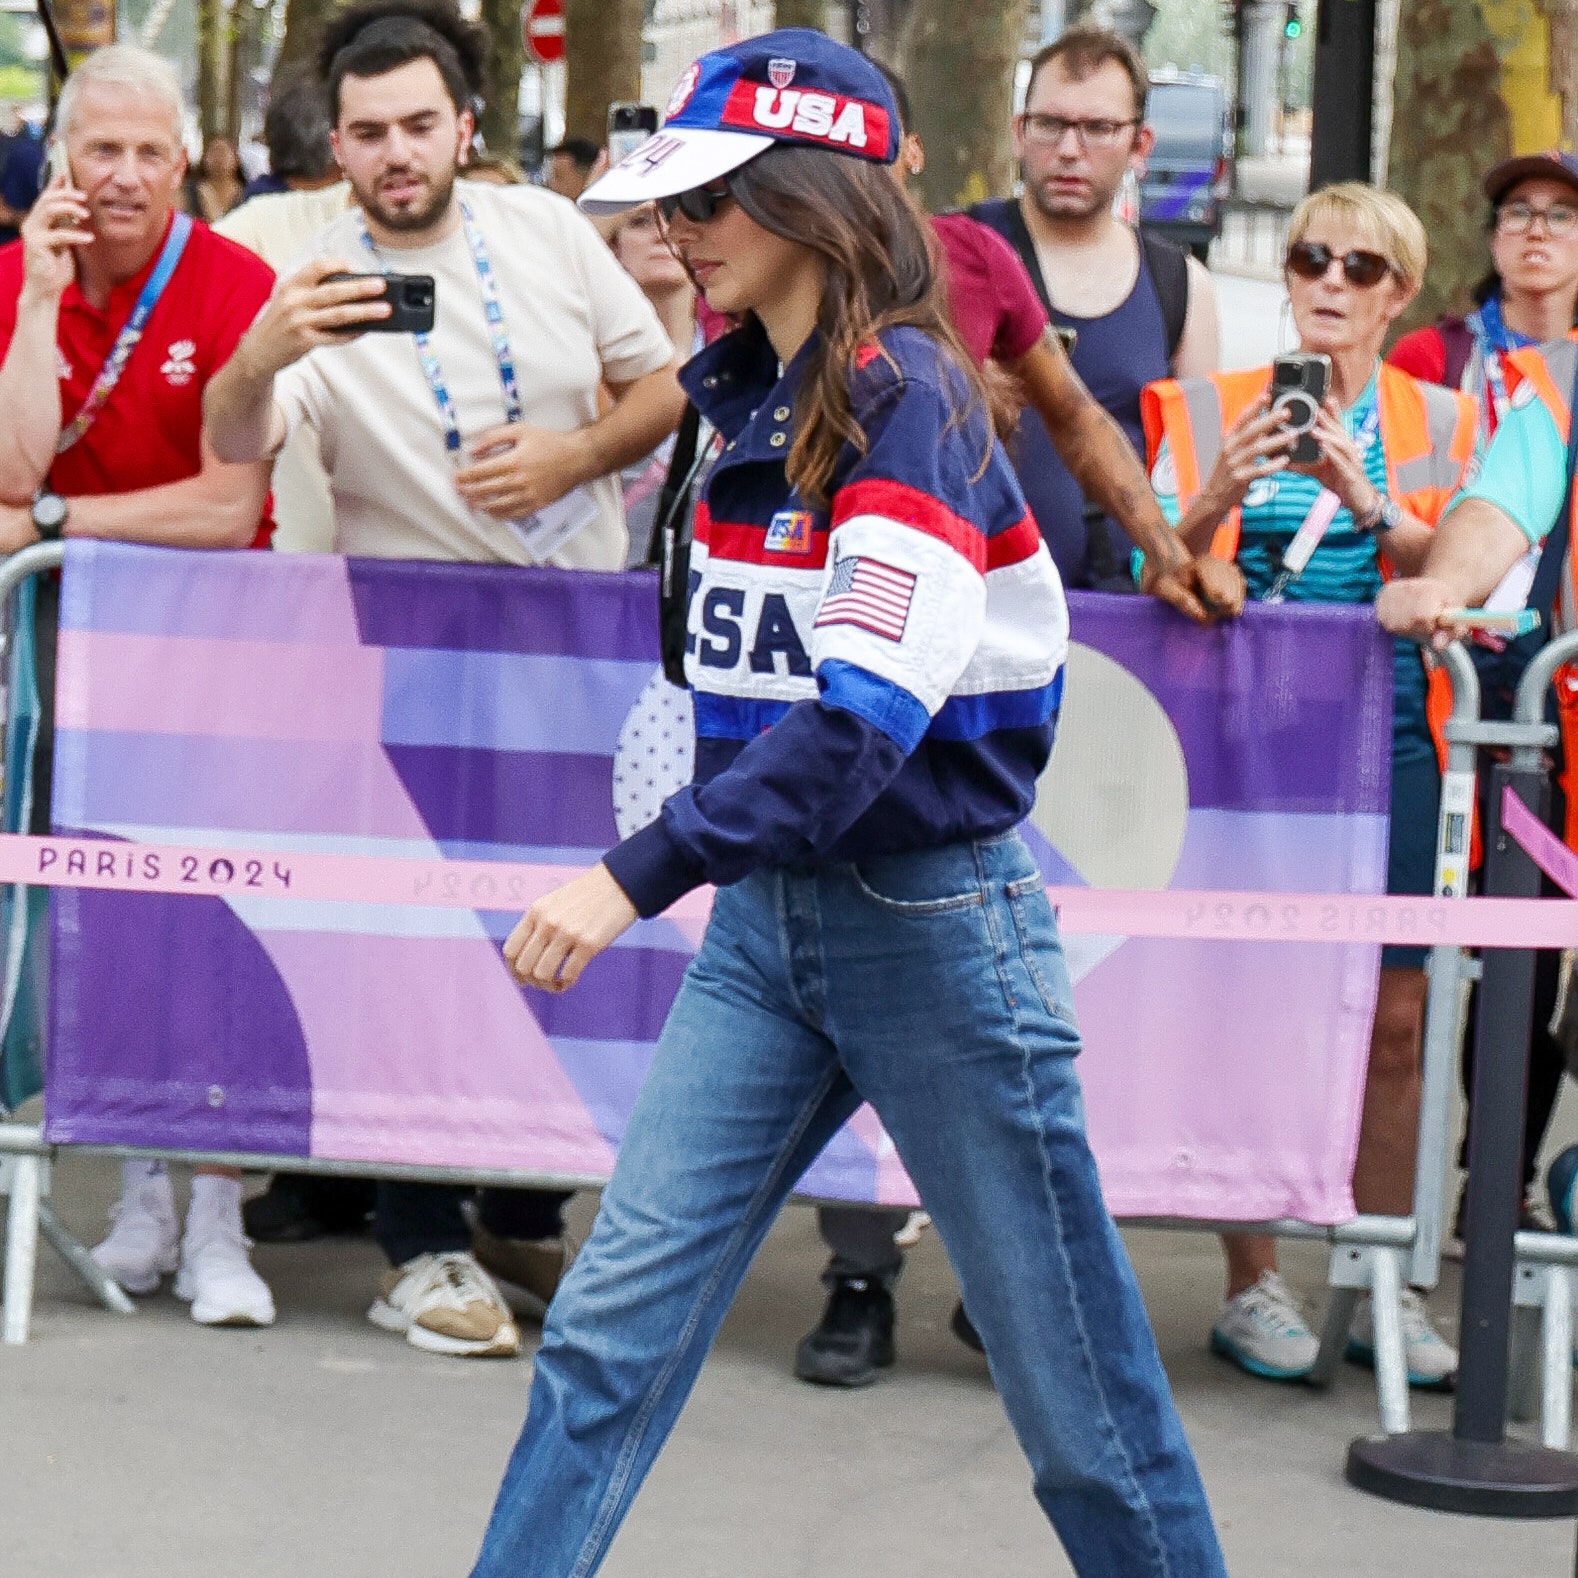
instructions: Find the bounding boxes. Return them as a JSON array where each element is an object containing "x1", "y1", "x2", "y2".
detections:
[{"x1": 1284, "y1": 5, "x2": 1303, "y2": 38}]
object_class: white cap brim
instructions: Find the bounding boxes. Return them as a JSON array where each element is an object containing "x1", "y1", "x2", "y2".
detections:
[{"x1": 578, "y1": 127, "x2": 775, "y2": 215}]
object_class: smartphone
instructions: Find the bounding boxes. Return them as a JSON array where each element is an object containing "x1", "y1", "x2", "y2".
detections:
[
  {"x1": 1270, "y1": 351, "x2": 1331, "y2": 464},
  {"x1": 321, "y1": 272, "x2": 436, "y2": 335},
  {"x1": 608, "y1": 102, "x2": 659, "y2": 166},
  {"x1": 45, "y1": 136, "x2": 72, "y2": 186}
]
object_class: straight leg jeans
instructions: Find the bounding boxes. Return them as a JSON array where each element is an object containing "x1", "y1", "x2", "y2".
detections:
[{"x1": 471, "y1": 834, "x2": 1226, "y2": 1577}]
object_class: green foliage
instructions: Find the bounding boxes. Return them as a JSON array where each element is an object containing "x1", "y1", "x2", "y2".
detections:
[
  {"x1": 0, "y1": 64, "x2": 42, "y2": 103},
  {"x1": 1143, "y1": 0, "x2": 1231, "y2": 79}
]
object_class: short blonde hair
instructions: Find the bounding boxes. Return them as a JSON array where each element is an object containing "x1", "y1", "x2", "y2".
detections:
[
  {"x1": 1286, "y1": 182, "x2": 1427, "y2": 290},
  {"x1": 57, "y1": 44, "x2": 185, "y2": 143}
]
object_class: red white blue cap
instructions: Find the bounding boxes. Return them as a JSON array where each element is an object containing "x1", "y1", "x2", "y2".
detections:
[{"x1": 579, "y1": 28, "x2": 900, "y2": 216}]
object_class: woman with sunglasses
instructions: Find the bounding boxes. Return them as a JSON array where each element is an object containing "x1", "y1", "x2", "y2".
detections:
[
  {"x1": 468, "y1": 30, "x2": 1226, "y2": 1578},
  {"x1": 1142, "y1": 182, "x2": 1477, "y2": 1391},
  {"x1": 1389, "y1": 153, "x2": 1578, "y2": 1249}
]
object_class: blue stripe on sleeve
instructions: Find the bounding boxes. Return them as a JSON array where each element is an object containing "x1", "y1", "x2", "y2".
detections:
[
  {"x1": 929, "y1": 669, "x2": 1065, "y2": 740},
  {"x1": 816, "y1": 659, "x2": 932, "y2": 754}
]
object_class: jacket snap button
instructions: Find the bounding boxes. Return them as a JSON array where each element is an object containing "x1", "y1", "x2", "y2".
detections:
[
  {"x1": 769, "y1": 432, "x2": 787, "y2": 448},
  {"x1": 702, "y1": 375, "x2": 718, "y2": 388},
  {"x1": 773, "y1": 405, "x2": 791, "y2": 421}
]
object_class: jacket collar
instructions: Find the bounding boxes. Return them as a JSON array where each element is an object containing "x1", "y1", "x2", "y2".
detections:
[{"x1": 681, "y1": 317, "x2": 819, "y2": 451}]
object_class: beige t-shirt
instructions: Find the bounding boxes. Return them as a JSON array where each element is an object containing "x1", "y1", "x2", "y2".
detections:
[
  {"x1": 213, "y1": 182, "x2": 356, "y2": 270},
  {"x1": 273, "y1": 182, "x2": 675, "y2": 569}
]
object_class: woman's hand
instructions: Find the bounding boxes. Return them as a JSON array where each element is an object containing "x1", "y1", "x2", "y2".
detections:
[
  {"x1": 503, "y1": 863, "x2": 639, "y2": 992},
  {"x1": 1293, "y1": 396, "x2": 1380, "y2": 518},
  {"x1": 1199, "y1": 397, "x2": 1296, "y2": 516}
]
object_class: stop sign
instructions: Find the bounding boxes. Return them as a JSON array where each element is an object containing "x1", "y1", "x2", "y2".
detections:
[{"x1": 524, "y1": 0, "x2": 566, "y2": 65}]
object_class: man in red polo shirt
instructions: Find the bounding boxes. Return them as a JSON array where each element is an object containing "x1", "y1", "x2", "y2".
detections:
[{"x1": 0, "y1": 45, "x2": 276, "y2": 1329}]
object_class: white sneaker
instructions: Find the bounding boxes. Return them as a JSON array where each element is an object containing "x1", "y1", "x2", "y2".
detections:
[
  {"x1": 90, "y1": 1161, "x2": 179, "y2": 1295},
  {"x1": 1210, "y1": 1270, "x2": 1319, "y2": 1380},
  {"x1": 1347, "y1": 1288, "x2": 1457, "y2": 1390},
  {"x1": 368, "y1": 1251, "x2": 520, "y2": 1357},
  {"x1": 174, "y1": 1176, "x2": 276, "y2": 1327}
]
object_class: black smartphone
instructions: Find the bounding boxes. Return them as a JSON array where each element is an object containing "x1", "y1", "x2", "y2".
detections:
[
  {"x1": 322, "y1": 271, "x2": 436, "y2": 335},
  {"x1": 1269, "y1": 351, "x2": 1331, "y2": 464},
  {"x1": 608, "y1": 102, "x2": 659, "y2": 165}
]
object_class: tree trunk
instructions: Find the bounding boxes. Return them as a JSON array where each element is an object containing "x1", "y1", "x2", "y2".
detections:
[
  {"x1": 774, "y1": 0, "x2": 831, "y2": 28},
  {"x1": 904, "y1": 0, "x2": 1032, "y2": 212},
  {"x1": 276, "y1": 0, "x2": 339, "y2": 73},
  {"x1": 197, "y1": 0, "x2": 225, "y2": 140},
  {"x1": 564, "y1": 0, "x2": 644, "y2": 146},
  {"x1": 478, "y1": 0, "x2": 525, "y2": 154},
  {"x1": 1387, "y1": 0, "x2": 1574, "y2": 333}
]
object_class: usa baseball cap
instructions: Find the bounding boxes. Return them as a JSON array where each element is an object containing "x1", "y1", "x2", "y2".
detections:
[
  {"x1": 1483, "y1": 148, "x2": 1578, "y2": 204},
  {"x1": 578, "y1": 27, "x2": 900, "y2": 216}
]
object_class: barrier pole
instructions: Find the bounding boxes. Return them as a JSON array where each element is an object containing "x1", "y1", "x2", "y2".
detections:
[
  {"x1": 1411, "y1": 641, "x2": 1480, "y2": 1289},
  {"x1": 1347, "y1": 630, "x2": 1578, "y2": 1517},
  {"x1": 0, "y1": 542, "x2": 133, "y2": 1341}
]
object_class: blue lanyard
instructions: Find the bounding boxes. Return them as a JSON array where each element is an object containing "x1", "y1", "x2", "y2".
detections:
[
  {"x1": 57, "y1": 211, "x2": 193, "y2": 454},
  {"x1": 1469, "y1": 297, "x2": 1536, "y2": 425},
  {"x1": 357, "y1": 198, "x2": 522, "y2": 457}
]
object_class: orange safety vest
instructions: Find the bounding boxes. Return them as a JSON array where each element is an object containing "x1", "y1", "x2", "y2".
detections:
[
  {"x1": 1140, "y1": 362, "x2": 1479, "y2": 775},
  {"x1": 1496, "y1": 332, "x2": 1578, "y2": 847}
]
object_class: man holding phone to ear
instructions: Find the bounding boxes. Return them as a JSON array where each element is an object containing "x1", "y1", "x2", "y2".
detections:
[
  {"x1": 204, "y1": 0, "x2": 685, "y2": 1360},
  {"x1": 0, "y1": 44, "x2": 279, "y2": 1329}
]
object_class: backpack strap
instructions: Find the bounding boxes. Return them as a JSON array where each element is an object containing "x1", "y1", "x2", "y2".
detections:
[
  {"x1": 966, "y1": 198, "x2": 1053, "y2": 317},
  {"x1": 1139, "y1": 230, "x2": 1190, "y2": 365},
  {"x1": 1437, "y1": 316, "x2": 1475, "y2": 392}
]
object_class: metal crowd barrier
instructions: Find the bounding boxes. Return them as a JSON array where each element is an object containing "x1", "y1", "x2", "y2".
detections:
[{"x1": 0, "y1": 545, "x2": 1557, "y2": 1458}]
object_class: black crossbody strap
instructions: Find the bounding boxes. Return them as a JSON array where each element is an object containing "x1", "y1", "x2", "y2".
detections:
[{"x1": 1525, "y1": 352, "x2": 1578, "y2": 627}]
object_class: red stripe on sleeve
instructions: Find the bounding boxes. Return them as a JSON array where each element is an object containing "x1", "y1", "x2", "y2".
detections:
[
  {"x1": 830, "y1": 477, "x2": 987, "y2": 569},
  {"x1": 985, "y1": 512, "x2": 1044, "y2": 571}
]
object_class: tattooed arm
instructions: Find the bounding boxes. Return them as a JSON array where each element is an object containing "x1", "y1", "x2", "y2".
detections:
[{"x1": 1006, "y1": 331, "x2": 1245, "y2": 621}]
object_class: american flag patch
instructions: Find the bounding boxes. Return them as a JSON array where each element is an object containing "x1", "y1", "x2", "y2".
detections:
[{"x1": 814, "y1": 555, "x2": 916, "y2": 642}]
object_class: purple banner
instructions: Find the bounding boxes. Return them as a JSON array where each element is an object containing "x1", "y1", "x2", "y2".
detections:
[{"x1": 43, "y1": 543, "x2": 1393, "y2": 1221}]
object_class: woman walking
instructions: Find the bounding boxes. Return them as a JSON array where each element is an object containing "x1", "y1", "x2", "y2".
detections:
[{"x1": 471, "y1": 31, "x2": 1226, "y2": 1578}]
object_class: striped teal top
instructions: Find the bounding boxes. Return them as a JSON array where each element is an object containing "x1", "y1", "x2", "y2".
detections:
[{"x1": 1151, "y1": 371, "x2": 1432, "y2": 759}]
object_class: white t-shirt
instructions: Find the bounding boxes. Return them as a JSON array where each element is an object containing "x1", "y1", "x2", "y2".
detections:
[{"x1": 273, "y1": 182, "x2": 675, "y2": 569}]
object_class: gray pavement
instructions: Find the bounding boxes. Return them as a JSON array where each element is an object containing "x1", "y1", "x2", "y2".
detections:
[{"x1": 3, "y1": 1149, "x2": 1572, "y2": 1578}]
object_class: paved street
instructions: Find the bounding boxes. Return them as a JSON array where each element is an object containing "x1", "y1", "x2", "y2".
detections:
[{"x1": 3, "y1": 1137, "x2": 1573, "y2": 1578}]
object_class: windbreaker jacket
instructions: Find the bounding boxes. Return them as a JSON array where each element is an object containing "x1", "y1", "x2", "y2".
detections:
[{"x1": 603, "y1": 319, "x2": 1070, "y2": 917}]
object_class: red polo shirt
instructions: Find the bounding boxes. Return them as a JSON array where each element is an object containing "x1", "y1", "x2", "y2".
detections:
[{"x1": 0, "y1": 214, "x2": 276, "y2": 543}]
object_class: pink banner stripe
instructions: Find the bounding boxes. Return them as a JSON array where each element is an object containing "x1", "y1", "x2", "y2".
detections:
[
  {"x1": 56, "y1": 629, "x2": 387, "y2": 742},
  {"x1": 1502, "y1": 784, "x2": 1578, "y2": 899},
  {"x1": 3, "y1": 830, "x2": 1577, "y2": 946}
]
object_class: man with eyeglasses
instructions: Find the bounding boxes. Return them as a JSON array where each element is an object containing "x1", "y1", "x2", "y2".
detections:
[{"x1": 969, "y1": 24, "x2": 1219, "y2": 591}]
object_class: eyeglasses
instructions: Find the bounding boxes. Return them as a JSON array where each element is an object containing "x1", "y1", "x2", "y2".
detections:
[
  {"x1": 1020, "y1": 113, "x2": 1139, "y2": 149},
  {"x1": 1285, "y1": 240, "x2": 1394, "y2": 288},
  {"x1": 657, "y1": 180, "x2": 732, "y2": 224},
  {"x1": 1497, "y1": 199, "x2": 1578, "y2": 238}
]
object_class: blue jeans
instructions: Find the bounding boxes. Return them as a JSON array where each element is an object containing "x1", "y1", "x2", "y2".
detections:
[{"x1": 471, "y1": 834, "x2": 1226, "y2": 1578}]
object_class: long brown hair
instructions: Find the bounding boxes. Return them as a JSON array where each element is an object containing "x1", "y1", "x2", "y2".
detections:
[{"x1": 726, "y1": 145, "x2": 1012, "y2": 509}]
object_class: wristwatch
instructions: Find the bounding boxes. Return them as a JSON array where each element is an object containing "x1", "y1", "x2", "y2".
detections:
[
  {"x1": 30, "y1": 493, "x2": 67, "y2": 541},
  {"x1": 1356, "y1": 494, "x2": 1403, "y2": 535}
]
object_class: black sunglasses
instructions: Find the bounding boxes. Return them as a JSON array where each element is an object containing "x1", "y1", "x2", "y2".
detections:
[
  {"x1": 658, "y1": 179, "x2": 733, "y2": 224},
  {"x1": 1285, "y1": 240, "x2": 1394, "y2": 288}
]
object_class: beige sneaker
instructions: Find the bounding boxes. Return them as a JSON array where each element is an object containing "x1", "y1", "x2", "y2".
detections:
[
  {"x1": 368, "y1": 1251, "x2": 520, "y2": 1357},
  {"x1": 471, "y1": 1222, "x2": 572, "y2": 1318}
]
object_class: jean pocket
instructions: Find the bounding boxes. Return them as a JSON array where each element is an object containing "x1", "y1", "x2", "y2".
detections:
[
  {"x1": 850, "y1": 854, "x2": 985, "y2": 915},
  {"x1": 1004, "y1": 875, "x2": 1079, "y2": 1029}
]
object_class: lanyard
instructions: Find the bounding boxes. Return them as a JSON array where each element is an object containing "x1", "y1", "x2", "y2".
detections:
[
  {"x1": 357, "y1": 198, "x2": 521, "y2": 457},
  {"x1": 1469, "y1": 299, "x2": 1534, "y2": 434},
  {"x1": 1263, "y1": 397, "x2": 1382, "y2": 603},
  {"x1": 56, "y1": 211, "x2": 193, "y2": 455}
]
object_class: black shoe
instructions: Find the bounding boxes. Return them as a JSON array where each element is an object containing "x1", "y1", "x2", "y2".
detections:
[
  {"x1": 793, "y1": 1278, "x2": 895, "y2": 1387},
  {"x1": 242, "y1": 1175, "x2": 375, "y2": 1243},
  {"x1": 950, "y1": 1300, "x2": 984, "y2": 1354}
]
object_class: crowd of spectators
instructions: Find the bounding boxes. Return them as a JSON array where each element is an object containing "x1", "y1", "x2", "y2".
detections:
[{"x1": 0, "y1": 11, "x2": 1574, "y2": 1421}]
